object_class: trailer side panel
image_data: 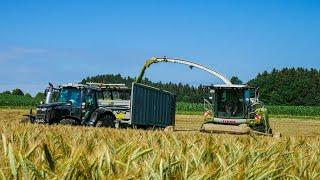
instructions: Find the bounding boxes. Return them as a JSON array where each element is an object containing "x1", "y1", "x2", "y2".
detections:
[{"x1": 131, "y1": 83, "x2": 176, "y2": 128}]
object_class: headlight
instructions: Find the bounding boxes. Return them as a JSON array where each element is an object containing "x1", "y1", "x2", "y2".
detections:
[
  {"x1": 36, "y1": 107, "x2": 47, "y2": 111},
  {"x1": 255, "y1": 114, "x2": 262, "y2": 121}
]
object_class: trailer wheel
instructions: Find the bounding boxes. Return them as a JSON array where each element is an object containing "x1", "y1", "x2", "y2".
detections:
[
  {"x1": 96, "y1": 114, "x2": 115, "y2": 128},
  {"x1": 60, "y1": 118, "x2": 79, "y2": 126}
]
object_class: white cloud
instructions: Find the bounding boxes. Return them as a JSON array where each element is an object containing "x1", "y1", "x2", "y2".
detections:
[{"x1": 0, "y1": 46, "x2": 48, "y2": 62}]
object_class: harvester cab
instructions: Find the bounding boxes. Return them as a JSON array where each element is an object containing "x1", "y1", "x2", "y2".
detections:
[{"x1": 201, "y1": 84, "x2": 272, "y2": 135}]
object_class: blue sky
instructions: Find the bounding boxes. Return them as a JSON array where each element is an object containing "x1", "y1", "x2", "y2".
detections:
[{"x1": 0, "y1": 0, "x2": 319, "y2": 95}]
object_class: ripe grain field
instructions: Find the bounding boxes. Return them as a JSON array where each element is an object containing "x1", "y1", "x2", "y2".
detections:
[{"x1": 0, "y1": 109, "x2": 320, "y2": 179}]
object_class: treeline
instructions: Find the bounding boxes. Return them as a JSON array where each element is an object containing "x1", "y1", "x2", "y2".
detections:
[
  {"x1": 248, "y1": 68, "x2": 320, "y2": 106},
  {"x1": 1, "y1": 67, "x2": 319, "y2": 106},
  {"x1": 0, "y1": 89, "x2": 44, "y2": 107},
  {"x1": 82, "y1": 67, "x2": 320, "y2": 106}
]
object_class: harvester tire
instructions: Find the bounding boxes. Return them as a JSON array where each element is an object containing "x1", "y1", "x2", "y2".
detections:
[
  {"x1": 96, "y1": 114, "x2": 115, "y2": 128},
  {"x1": 251, "y1": 124, "x2": 271, "y2": 134}
]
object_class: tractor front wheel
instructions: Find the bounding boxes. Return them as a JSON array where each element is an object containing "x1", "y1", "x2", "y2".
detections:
[
  {"x1": 96, "y1": 114, "x2": 115, "y2": 128},
  {"x1": 60, "y1": 118, "x2": 80, "y2": 126}
]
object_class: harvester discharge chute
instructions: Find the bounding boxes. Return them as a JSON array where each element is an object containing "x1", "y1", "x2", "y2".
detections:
[{"x1": 136, "y1": 57, "x2": 275, "y2": 136}]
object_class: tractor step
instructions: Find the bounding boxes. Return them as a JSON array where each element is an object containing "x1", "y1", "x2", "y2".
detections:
[{"x1": 201, "y1": 123, "x2": 251, "y2": 134}]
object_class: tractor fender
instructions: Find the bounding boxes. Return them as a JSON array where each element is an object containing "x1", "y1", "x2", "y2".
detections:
[{"x1": 87, "y1": 107, "x2": 116, "y2": 126}]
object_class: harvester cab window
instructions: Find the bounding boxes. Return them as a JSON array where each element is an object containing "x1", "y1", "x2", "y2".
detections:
[
  {"x1": 57, "y1": 88, "x2": 81, "y2": 107},
  {"x1": 215, "y1": 89, "x2": 245, "y2": 118}
]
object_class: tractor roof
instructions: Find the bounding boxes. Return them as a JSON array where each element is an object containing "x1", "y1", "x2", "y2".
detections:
[
  {"x1": 205, "y1": 84, "x2": 253, "y2": 90},
  {"x1": 58, "y1": 82, "x2": 130, "y2": 91},
  {"x1": 86, "y1": 82, "x2": 130, "y2": 90},
  {"x1": 59, "y1": 83, "x2": 88, "y2": 88}
]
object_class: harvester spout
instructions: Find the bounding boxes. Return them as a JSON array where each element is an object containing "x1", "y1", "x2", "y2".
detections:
[
  {"x1": 135, "y1": 57, "x2": 232, "y2": 85},
  {"x1": 135, "y1": 57, "x2": 159, "y2": 83}
]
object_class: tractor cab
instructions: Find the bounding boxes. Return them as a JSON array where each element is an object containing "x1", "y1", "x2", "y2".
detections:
[
  {"x1": 24, "y1": 83, "x2": 123, "y2": 127},
  {"x1": 33, "y1": 83, "x2": 99, "y2": 124}
]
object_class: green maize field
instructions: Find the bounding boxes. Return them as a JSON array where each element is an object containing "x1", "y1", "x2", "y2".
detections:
[
  {"x1": 176, "y1": 102, "x2": 320, "y2": 117},
  {"x1": 1, "y1": 95, "x2": 320, "y2": 117},
  {"x1": 0, "y1": 94, "x2": 39, "y2": 107}
]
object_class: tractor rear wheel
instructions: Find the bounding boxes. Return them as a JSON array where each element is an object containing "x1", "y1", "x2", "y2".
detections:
[
  {"x1": 60, "y1": 118, "x2": 79, "y2": 126},
  {"x1": 96, "y1": 114, "x2": 115, "y2": 128}
]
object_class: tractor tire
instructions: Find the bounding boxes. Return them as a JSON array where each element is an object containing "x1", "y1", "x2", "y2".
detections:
[
  {"x1": 96, "y1": 114, "x2": 115, "y2": 128},
  {"x1": 60, "y1": 118, "x2": 79, "y2": 126}
]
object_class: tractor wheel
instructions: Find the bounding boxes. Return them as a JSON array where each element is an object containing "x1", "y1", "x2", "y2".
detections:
[
  {"x1": 60, "y1": 118, "x2": 79, "y2": 126},
  {"x1": 96, "y1": 114, "x2": 115, "y2": 128}
]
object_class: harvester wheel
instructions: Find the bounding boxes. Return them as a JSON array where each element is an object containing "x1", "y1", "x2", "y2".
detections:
[
  {"x1": 251, "y1": 124, "x2": 272, "y2": 134},
  {"x1": 96, "y1": 114, "x2": 115, "y2": 128}
]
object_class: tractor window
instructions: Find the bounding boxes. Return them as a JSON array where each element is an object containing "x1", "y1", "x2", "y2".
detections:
[
  {"x1": 84, "y1": 89, "x2": 96, "y2": 109},
  {"x1": 103, "y1": 91, "x2": 112, "y2": 100},
  {"x1": 215, "y1": 89, "x2": 245, "y2": 118},
  {"x1": 112, "y1": 91, "x2": 120, "y2": 100},
  {"x1": 113, "y1": 90, "x2": 131, "y2": 100},
  {"x1": 57, "y1": 88, "x2": 81, "y2": 107},
  {"x1": 120, "y1": 90, "x2": 131, "y2": 100},
  {"x1": 96, "y1": 91, "x2": 103, "y2": 100}
]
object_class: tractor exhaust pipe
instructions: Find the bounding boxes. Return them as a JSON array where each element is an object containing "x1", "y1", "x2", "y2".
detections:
[{"x1": 45, "y1": 83, "x2": 54, "y2": 104}]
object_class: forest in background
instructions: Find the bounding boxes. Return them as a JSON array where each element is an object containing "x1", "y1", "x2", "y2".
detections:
[
  {"x1": 81, "y1": 68, "x2": 320, "y2": 106},
  {"x1": 1, "y1": 67, "x2": 320, "y2": 106}
]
